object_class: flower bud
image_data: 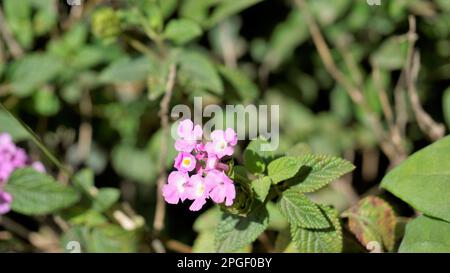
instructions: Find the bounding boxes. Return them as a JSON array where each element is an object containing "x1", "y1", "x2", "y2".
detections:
[{"x1": 91, "y1": 8, "x2": 121, "y2": 43}]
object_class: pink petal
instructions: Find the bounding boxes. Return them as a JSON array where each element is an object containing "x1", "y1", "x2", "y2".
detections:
[
  {"x1": 175, "y1": 139, "x2": 195, "y2": 153},
  {"x1": 162, "y1": 184, "x2": 180, "y2": 204},
  {"x1": 224, "y1": 128, "x2": 238, "y2": 145},
  {"x1": 209, "y1": 186, "x2": 225, "y2": 204},
  {"x1": 224, "y1": 184, "x2": 236, "y2": 206},
  {"x1": 204, "y1": 142, "x2": 215, "y2": 157},
  {"x1": 177, "y1": 120, "x2": 193, "y2": 138},
  {"x1": 189, "y1": 198, "x2": 207, "y2": 211},
  {"x1": 31, "y1": 161, "x2": 46, "y2": 173},
  {"x1": 192, "y1": 125, "x2": 203, "y2": 140},
  {"x1": 210, "y1": 130, "x2": 224, "y2": 142},
  {"x1": 223, "y1": 146, "x2": 234, "y2": 157}
]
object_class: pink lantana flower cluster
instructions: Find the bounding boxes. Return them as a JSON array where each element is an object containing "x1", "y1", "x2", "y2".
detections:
[
  {"x1": 162, "y1": 120, "x2": 238, "y2": 211},
  {"x1": 0, "y1": 133, "x2": 46, "y2": 215}
]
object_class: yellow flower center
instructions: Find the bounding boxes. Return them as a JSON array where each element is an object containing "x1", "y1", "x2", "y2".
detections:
[{"x1": 182, "y1": 158, "x2": 191, "y2": 168}]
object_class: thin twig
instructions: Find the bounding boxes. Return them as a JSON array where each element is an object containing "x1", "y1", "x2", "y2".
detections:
[
  {"x1": 0, "y1": 7, "x2": 24, "y2": 59},
  {"x1": 166, "y1": 239, "x2": 192, "y2": 253},
  {"x1": 372, "y1": 66, "x2": 403, "y2": 150},
  {"x1": 404, "y1": 16, "x2": 445, "y2": 141},
  {"x1": 295, "y1": 0, "x2": 405, "y2": 163},
  {"x1": 76, "y1": 90, "x2": 93, "y2": 163},
  {"x1": 335, "y1": 39, "x2": 363, "y2": 88},
  {"x1": 219, "y1": 21, "x2": 238, "y2": 68},
  {"x1": 394, "y1": 72, "x2": 408, "y2": 137},
  {"x1": 0, "y1": 216, "x2": 31, "y2": 240},
  {"x1": 153, "y1": 64, "x2": 177, "y2": 237}
]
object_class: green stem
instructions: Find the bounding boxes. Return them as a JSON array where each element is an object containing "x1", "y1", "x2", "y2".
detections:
[{"x1": 0, "y1": 102, "x2": 72, "y2": 177}]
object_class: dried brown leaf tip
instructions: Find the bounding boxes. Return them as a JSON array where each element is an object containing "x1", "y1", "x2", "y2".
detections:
[{"x1": 343, "y1": 196, "x2": 397, "y2": 252}]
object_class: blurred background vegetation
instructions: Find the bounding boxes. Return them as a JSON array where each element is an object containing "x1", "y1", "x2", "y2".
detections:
[{"x1": 0, "y1": 0, "x2": 449, "y2": 252}]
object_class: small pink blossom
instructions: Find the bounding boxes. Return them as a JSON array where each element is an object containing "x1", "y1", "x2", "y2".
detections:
[
  {"x1": 0, "y1": 133, "x2": 28, "y2": 184},
  {"x1": 162, "y1": 122, "x2": 238, "y2": 211},
  {"x1": 0, "y1": 132, "x2": 46, "y2": 215},
  {"x1": 31, "y1": 161, "x2": 46, "y2": 173},
  {"x1": 162, "y1": 171, "x2": 190, "y2": 204},
  {"x1": 185, "y1": 174, "x2": 211, "y2": 211},
  {"x1": 205, "y1": 128, "x2": 237, "y2": 159},
  {"x1": 0, "y1": 191, "x2": 12, "y2": 215},
  {"x1": 205, "y1": 170, "x2": 236, "y2": 206},
  {"x1": 174, "y1": 152, "x2": 196, "y2": 172},
  {"x1": 174, "y1": 120, "x2": 203, "y2": 153}
]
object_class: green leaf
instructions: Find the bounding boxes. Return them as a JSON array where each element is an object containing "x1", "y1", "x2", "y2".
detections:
[
  {"x1": 177, "y1": 50, "x2": 223, "y2": 95},
  {"x1": 8, "y1": 53, "x2": 63, "y2": 97},
  {"x1": 206, "y1": 0, "x2": 263, "y2": 29},
  {"x1": 278, "y1": 189, "x2": 330, "y2": 229},
  {"x1": 3, "y1": 0, "x2": 33, "y2": 48},
  {"x1": 266, "y1": 10, "x2": 308, "y2": 69},
  {"x1": 73, "y1": 168, "x2": 95, "y2": 195},
  {"x1": 92, "y1": 188, "x2": 120, "y2": 213},
  {"x1": 86, "y1": 224, "x2": 137, "y2": 253},
  {"x1": 111, "y1": 145, "x2": 155, "y2": 184},
  {"x1": 218, "y1": 65, "x2": 259, "y2": 103},
  {"x1": 443, "y1": 87, "x2": 450, "y2": 130},
  {"x1": 0, "y1": 110, "x2": 30, "y2": 141},
  {"x1": 252, "y1": 176, "x2": 272, "y2": 202},
  {"x1": 268, "y1": 156, "x2": 303, "y2": 184},
  {"x1": 244, "y1": 149, "x2": 265, "y2": 174},
  {"x1": 215, "y1": 203, "x2": 268, "y2": 252},
  {"x1": 343, "y1": 196, "x2": 397, "y2": 252},
  {"x1": 194, "y1": 231, "x2": 251, "y2": 253},
  {"x1": 381, "y1": 135, "x2": 450, "y2": 222},
  {"x1": 290, "y1": 154, "x2": 355, "y2": 193},
  {"x1": 164, "y1": 19, "x2": 202, "y2": 45},
  {"x1": 5, "y1": 168, "x2": 80, "y2": 215},
  {"x1": 290, "y1": 205, "x2": 343, "y2": 253},
  {"x1": 193, "y1": 231, "x2": 216, "y2": 253},
  {"x1": 99, "y1": 57, "x2": 150, "y2": 84},
  {"x1": 267, "y1": 202, "x2": 289, "y2": 231},
  {"x1": 371, "y1": 36, "x2": 408, "y2": 70},
  {"x1": 399, "y1": 215, "x2": 450, "y2": 253},
  {"x1": 33, "y1": 89, "x2": 61, "y2": 116},
  {"x1": 243, "y1": 139, "x2": 275, "y2": 173},
  {"x1": 147, "y1": 56, "x2": 171, "y2": 101},
  {"x1": 32, "y1": 0, "x2": 58, "y2": 36},
  {"x1": 193, "y1": 207, "x2": 221, "y2": 232},
  {"x1": 67, "y1": 210, "x2": 108, "y2": 228},
  {"x1": 180, "y1": 0, "x2": 216, "y2": 23}
]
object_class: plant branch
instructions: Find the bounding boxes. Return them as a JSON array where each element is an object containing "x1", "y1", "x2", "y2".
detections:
[
  {"x1": 153, "y1": 64, "x2": 177, "y2": 237},
  {"x1": 404, "y1": 16, "x2": 445, "y2": 141}
]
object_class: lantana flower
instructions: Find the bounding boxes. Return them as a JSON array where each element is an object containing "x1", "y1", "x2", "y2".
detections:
[
  {"x1": 205, "y1": 169, "x2": 236, "y2": 206},
  {"x1": 205, "y1": 128, "x2": 238, "y2": 159},
  {"x1": 174, "y1": 152, "x2": 196, "y2": 172},
  {"x1": 185, "y1": 174, "x2": 211, "y2": 211},
  {"x1": 162, "y1": 121, "x2": 237, "y2": 211},
  {"x1": 174, "y1": 119, "x2": 203, "y2": 153},
  {"x1": 162, "y1": 171, "x2": 189, "y2": 204},
  {"x1": 0, "y1": 132, "x2": 46, "y2": 215}
]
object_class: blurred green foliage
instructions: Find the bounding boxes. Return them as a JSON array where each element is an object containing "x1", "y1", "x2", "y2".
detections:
[{"x1": 0, "y1": 0, "x2": 449, "y2": 253}]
